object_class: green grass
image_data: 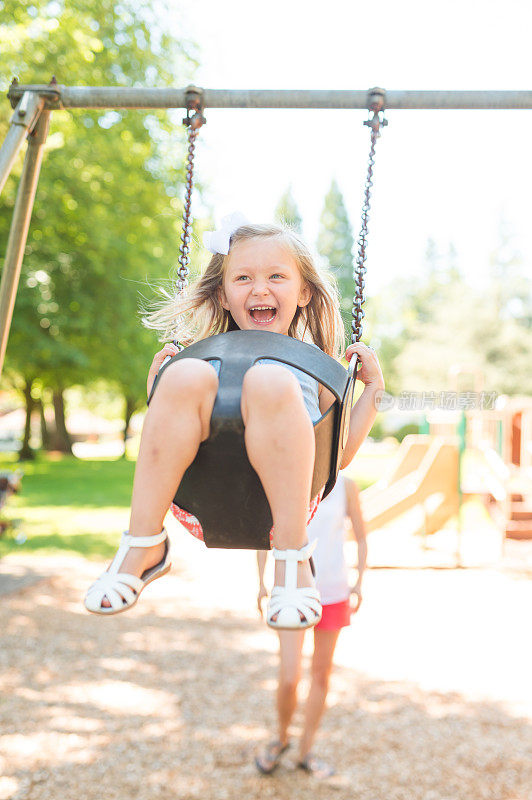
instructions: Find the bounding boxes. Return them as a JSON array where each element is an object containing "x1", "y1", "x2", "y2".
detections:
[
  {"x1": 0, "y1": 454, "x2": 134, "y2": 507},
  {"x1": 0, "y1": 454, "x2": 134, "y2": 560}
]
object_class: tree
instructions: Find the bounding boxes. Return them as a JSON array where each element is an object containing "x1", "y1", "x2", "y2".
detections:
[
  {"x1": 0, "y1": 0, "x2": 199, "y2": 454},
  {"x1": 274, "y1": 187, "x2": 303, "y2": 233},
  {"x1": 317, "y1": 180, "x2": 355, "y2": 346},
  {"x1": 392, "y1": 236, "x2": 532, "y2": 396},
  {"x1": 489, "y1": 221, "x2": 532, "y2": 326}
]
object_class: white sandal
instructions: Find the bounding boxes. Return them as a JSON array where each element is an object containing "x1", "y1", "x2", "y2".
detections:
[
  {"x1": 267, "y1": 541, "x2": 322, "y2": 630},
  {"x1": 84, "y1": 529, "x2": 171, "y2": 615}
]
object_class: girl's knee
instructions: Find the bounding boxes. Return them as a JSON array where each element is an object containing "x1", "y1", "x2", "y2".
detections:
[
  {"x1": 242, "y1": 364, "x2": 302, "y2": 407},
  {"x1": 311, "y1": 667, "x2": 331, "y2": 692},
  {"x1": 158, "y1": 358, "x2": 218, "y2": 397},
  {"x1": 279, "y1": 675, "x2": 300, "y2": 696}
]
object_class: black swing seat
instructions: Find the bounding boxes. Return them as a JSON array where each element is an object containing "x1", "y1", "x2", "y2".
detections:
[{"x1": 149, "y1": 330, "x2": 355, "y2": 550}]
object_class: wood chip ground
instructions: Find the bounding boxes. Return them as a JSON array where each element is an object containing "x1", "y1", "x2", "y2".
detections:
[{"x1": 0, "y1": 525, "x2": 531, "y2": 800}]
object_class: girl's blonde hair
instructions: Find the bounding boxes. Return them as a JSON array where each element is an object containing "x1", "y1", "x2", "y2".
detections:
[{"x1": 143, "y1": 223, "x2": 345, "y2": 358}]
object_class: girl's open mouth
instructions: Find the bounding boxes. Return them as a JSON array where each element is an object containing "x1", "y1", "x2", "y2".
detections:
[{"x1": 248, "y1": 306, "x2": 277, "y2": 324}]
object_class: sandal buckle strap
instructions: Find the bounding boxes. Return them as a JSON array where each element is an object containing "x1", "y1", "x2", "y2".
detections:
[
  {"x1": 271, "y1": 539, "x2": 316, "y2": 562},
  {"x1": 122, "y1": 528, "x2": 167, "y2": 548}
]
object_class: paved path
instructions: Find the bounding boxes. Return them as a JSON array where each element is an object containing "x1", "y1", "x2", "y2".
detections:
[{"x1": 0, "y1": 522, "x2": 531, "y2": 800}]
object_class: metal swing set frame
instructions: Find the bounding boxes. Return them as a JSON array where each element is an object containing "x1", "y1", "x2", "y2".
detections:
[
  {"x1": 2, "y1": 82, "x2": 532, "y2": 375},
  {"x1": 1, "y1": 83, "x2": 530, "y2": 548}
]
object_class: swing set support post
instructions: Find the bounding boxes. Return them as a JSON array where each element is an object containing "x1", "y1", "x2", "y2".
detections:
[
  {"x1": 0, "y1": 109, "x2": 50, "y2": 375},
  {"x1": 0, "y1": 91, "x2": 45, "y2": 196}
]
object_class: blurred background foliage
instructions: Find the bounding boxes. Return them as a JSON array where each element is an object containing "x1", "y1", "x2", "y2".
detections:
[
  {"x1": 1, "y1": 0, "x2": 532, "y2": 460},
  {"x1": 0, "y1": 0, "x2": 204, "y2": 454}
]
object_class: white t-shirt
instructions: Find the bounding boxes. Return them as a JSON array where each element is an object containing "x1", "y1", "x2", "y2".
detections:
[{"x1": 307, "y1": 473, "x2": 350, "y2": 605}]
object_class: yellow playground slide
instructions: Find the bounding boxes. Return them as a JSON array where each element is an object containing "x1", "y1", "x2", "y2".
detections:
[{"x1": 359, "y1": 435, "x2": 460, "y2": 536}]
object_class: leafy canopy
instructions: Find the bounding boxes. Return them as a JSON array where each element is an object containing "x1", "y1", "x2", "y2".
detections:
[{"x1": 0, "y1": 0, "x2": 200, "y2": 409}]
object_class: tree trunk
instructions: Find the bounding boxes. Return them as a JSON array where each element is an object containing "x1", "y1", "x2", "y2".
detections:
[
  {"x1": 51, "y1": 389, "x2": 73, "y2": 454},
  {"x1": 38, "y1": 398, "x2": 52, "y2": 450},
  {"x1": 122, "y1": 395, "x2": 136, "y2": 458},
  {"x1": 19, "y1": 378, "x2": 35, "y2": 461}
]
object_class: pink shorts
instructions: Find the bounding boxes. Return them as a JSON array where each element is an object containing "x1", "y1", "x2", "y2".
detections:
[
  {"x1": 170, "y1": 491, "x2": 323, "y2": 545},
  {"x1": 315, "y1": 598, "x2": 351, "y2": 631}
]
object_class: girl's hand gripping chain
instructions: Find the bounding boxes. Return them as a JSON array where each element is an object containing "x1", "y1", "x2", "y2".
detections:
[
  {"x1": 344, "y1": 342, "x2": 384, "y2": 389},
  {"x1": 147, "y1": 343, "x2": 180, "y2": 398},
  {"x1": 340, "y1": 343, "x2": 385, "y2": 469}
]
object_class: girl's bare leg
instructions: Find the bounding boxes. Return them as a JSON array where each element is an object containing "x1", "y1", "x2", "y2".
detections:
[
  {"x1": 256, "y1": 630, "x2": 305, "y2": 771},
  {"x1": 277, "y1": 630, "x2": 305, "y2": 745},
  {"x1": 298, "y1": 628, "x2": 340, "y2": 761},
  {"x1": 100, "y1": 359, "x2": 218, "y2": 607},
  {"x1": 241, "y1": 364, "x2": 315, "y2": 592}
]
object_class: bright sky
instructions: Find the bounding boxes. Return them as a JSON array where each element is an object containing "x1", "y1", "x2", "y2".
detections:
[{"x1": 173, "y1": 0, "x2": 532, "y2": 294}]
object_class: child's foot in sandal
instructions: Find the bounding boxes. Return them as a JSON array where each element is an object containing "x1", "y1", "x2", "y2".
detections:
[
  {"x1": 84, "y1": 529, "x2": 170, "y2": 615},
  {"x1": 255, "y1": 739, "x2": 290, "y2": 774},
  {"x1": 267, "y1": 541, "x2": 322, "y2": 630},
  {"x1": 297, "y1": 753, "x2": 335, "y2": 779}
]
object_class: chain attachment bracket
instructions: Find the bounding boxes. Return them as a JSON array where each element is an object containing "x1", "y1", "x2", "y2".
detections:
[
  {"x1": 182, "y1": 85, "x2": 206, "y2": 129},
  {"x1": 363, "y1": 87, "x2": 388, "y2": 135}
]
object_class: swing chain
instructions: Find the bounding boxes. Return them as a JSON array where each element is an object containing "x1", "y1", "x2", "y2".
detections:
[
  {"x1": 352, "y1": 89, "x2": 387, "y2": 344},
  {"x1": 177, "y1": 88, "x2": 206, "y2": 294}
]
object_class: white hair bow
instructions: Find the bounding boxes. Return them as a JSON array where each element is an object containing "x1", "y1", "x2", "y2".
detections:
[{"x1": 203, "y1": 211, "x2": 249, "y2": 255}]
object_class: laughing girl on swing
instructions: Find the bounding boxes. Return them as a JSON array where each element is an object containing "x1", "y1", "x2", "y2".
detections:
[{"x1": 84, "y1": 213, "x2": 383, "y2": 628}]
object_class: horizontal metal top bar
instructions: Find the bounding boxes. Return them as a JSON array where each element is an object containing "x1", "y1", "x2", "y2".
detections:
[{"x1": 7, "y1": 84, "x2": 532, "y2": 110}]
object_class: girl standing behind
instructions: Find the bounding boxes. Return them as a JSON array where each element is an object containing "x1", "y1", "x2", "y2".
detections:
[{"x1": 256, "y1": 471, "x2": 367, "y2": 778}]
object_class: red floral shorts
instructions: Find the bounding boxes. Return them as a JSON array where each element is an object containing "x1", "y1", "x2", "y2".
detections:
[{"x1": 170, "y1": 491, "x2": 323, "y2": 545}]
